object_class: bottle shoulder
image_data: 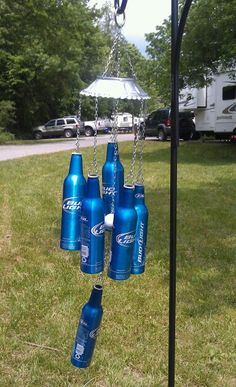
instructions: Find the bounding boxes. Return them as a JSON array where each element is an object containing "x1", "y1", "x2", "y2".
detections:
[
  {"x1": 102, "y1": 161, "x2": 124, "y2": 172},
  {"x1": 82, "y1": 303, "x2": 103, "y2": 318},
  {"x1": 115, "y1": 206, "x2": 137, "y2": 219},
  {"x1": 64, "y1": 174, "x2": 86, "y2": 184},
  {"x1": 82, "y1": 197, "x2": 104, "y2": 212},
  {"x1": 135, "y1": 202, "x2": 148, "y2": 212}
]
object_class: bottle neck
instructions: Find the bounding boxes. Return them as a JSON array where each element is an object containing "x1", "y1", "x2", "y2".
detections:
[
  {"x1": 69, "y1": 153, "x2": 83, "y2": 175},
  {"x1": 86, "y1": 175, "x2": 101, "y2": 198},
  {"x1": 134, "y1": 184, "x2": 145, "y2": 205},
  {"x1": 106, "y1": 142, "x2": 120, "y2": 162},
  {"x1": 88, "y1": 285, "x2": 103, "y2": 307},
  {"x1": 120, "y1": 185, "x2": 135, "y2": 208}
]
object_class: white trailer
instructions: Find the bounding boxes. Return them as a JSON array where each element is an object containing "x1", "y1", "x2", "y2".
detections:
[
  {"x1": 83, "y1": 113, "x2": 142, "y2": 136},
  {"x1": 179, "y1": 71, "x2": 236, "y2": 139},
  {"x1": 111, "y1": 112, "x2": 143, "y2": 132}
]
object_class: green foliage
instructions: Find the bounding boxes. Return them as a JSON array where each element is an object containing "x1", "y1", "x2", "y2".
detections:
[
  {"x1": 0, "y1": 100, "x2": 15, "y2": 143},
  {"x1": 0, "y1": 0, "x2": 107, "y2": 133},
  {"x1": 145, "y1": 19, "x2": 172, "y2": 107},
  {"x1": 182, "y1": 0, "x2": 236, "y2": 86},
  {"x1": 145, "y1": 0, "x2": 236, "y2": 103},
  {"x1": 0, "y1": 100, "x2": 15, "y2": 128},
  {"x1": 0, "y1": 129, "x2": 15, "y2": 144}
]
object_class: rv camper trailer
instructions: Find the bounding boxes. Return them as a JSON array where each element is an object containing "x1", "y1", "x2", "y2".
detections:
[
  {"x1": 111, "y1": 112, "x2": 143, "y2": 132},
  {"x1": 179, "y1": 72, "x2": 236, "y2": 140}
]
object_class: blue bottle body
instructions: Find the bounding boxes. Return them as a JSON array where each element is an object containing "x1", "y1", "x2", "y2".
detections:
[
  {"x1": 71, "y1": 285, "x2": 103, "y2": 368},
  {"x1": 108, "y1": 185, "x2": 137, "y2": 280},
  {"x1": 131, "y1": 184, "x2": 149, "y2": 274},
  {"x1": 80, "y1": 175, "x2": 105, "y2": 274},
  {"x1": 102, "y1": 142, "x2": 124, "y2": 215},
  {"x1": 60, "y1": 153, "x2": 86, "y2": 250}
]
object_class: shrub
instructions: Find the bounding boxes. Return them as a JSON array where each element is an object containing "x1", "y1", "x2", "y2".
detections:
[
  {"x1": 0, "y1": 128, "x2": 15, "y2": 144},
  {"x1": 0, "y1": 100, "x2": 16, "y2": 143}
]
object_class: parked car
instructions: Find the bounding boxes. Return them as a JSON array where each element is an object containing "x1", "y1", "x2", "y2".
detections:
[
  {"x1": 142, "y1": 108, "x2": 196, "y2": 140},
  {"x1": 32, "y1": 117, "x2": 83, "y2": 139}
]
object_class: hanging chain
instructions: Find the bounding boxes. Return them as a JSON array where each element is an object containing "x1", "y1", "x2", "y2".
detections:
[
  {"x1": 126, "y1": 125, "x2": 138, "y2": 186},
  {"x1": 136, "y1": 99, "x2": 145, "y2": 185},
  {"x1": 111, "y1": 100, "x2": 119, "y2": 214},
  {"x1": 103, "y1": 31, "x2": 120, "y2": 77},
  {"x1": 115, "y1": 28, "x2": 121, "y2": 77},
  {"x1": 75, "y1": 97, "x2": 82, "y2": 153},
  {"x1": 95, "y1": 270, "x2": 104, "y2": 287},
  {"x1": 89, "y1": 97, "x2": 99, "y2": 176},
  {"x1": 124, "y1": 39, "x2": 137, "y2": 79},
  {"x1": 88, "y1": 2, "x2": 129, "y2": 288},
  {"x1": 124, "y1": 48, "x2": 139, "y2": 186},
  {"x1": 93, "y1": 2, "x2": 128, "y2": 287}
]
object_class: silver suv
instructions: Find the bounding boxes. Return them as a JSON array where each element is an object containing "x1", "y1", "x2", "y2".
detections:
[{"x1": 33, "y1": 117, "x2": 81, "y2": 139}]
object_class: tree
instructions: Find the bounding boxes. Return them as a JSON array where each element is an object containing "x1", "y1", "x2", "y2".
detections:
[
  {"x1": 0, "y1": 0, "x2": 107, "y2": 134},
  {"x1": 145, "y1": 0, "x2": 236, "y2": 105}
]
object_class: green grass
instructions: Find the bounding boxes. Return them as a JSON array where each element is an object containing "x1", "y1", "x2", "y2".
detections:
[{"x1": 0, "y1": 140, "x2": 235, "y2": 386}]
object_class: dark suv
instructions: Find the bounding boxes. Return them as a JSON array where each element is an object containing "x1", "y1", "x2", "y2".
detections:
[
  {"x1": 143, "y1": 108, "x2": 195, "y2": 140},
  {"x1": 33, "y1": 117, "x2": 82, "y2": 139}
]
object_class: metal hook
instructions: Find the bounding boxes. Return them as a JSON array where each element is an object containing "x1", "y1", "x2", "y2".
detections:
[
  {"x1": 114, "y1": 0, "x2": 128, "y2": 14},
  {"x1": 114, "y1": 8, "x2": 126, "y2": 28}
]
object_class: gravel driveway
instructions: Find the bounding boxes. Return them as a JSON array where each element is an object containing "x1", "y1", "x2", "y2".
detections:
[{"x1": 0, "y1": 134, "x2": 134, "y2": 161}]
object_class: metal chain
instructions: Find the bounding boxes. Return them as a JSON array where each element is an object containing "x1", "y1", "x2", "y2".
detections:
[
  {"x1": 115, "y1": 28, "x2": 121, "y2": 77},
  {"x1": 75, "y1": 97, "x2": 81, "y2": 152},
  {"x1": 123, "y1": 37, "x2": 137, "y2": 79},
  {"x1": 93, "y1": 231, "x2": 112, "y2": 288},
  {"x1": 102, "y1": 29, "x2": 121, "y2": 77},
  {"x1": 136, "y1": 99, "x2": 145, "y2": 185},
  {"x1": 95, "y1": 271, "x2": 104, "y2": 287},
  {"x1": 111, "y1": 100, "x2": 119, "y2": 214},
  {"x1": 126, "y1": 125, "x2": 138, "y2": 186},
  {"x1": 89, "y1": 97, "x2": 98, "y2": 176},
  {"x1": 86, "y1": 5, "x2": 128, "y2": 289}
]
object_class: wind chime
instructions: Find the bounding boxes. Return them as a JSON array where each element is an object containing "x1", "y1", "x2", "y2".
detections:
[{"x1": 60, "y1": 2, "x2": 150, "y2": 368}]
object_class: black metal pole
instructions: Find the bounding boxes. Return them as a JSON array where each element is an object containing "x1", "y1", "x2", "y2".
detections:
[
  {"x1": 169, "y1": 1, "x2": 193, "y2": 386},
  {"x1": 169, "y1": 1, "x2": 179, "y2": 386}
]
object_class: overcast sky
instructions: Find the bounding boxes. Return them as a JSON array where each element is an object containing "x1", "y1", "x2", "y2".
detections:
[{"x1": 89, "y1": 0, "x2": 171, "y2": 54}]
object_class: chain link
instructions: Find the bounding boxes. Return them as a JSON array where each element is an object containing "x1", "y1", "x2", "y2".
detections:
[
  {"x1": 136, "y1": 99, "x2": 145, "y2": 185},
  {"x1": 124, "y1": 39, "x2": 137, "y2": 79},
  {"x1": 94, "y1": 271, "x2": 104, "y2": 287},
  {"x1": 126, "y1": 123, "x2": 138, "y2": 186},
  {"x1": 102, "y1": 28, "x2": 121, "y2": 78},
  {"x1": 115, "y1": 29, "x2": 121, "y2": 77},
  {"x1": 89, "y1": 97, "x2": 99, "y2": 176},
  {"x1": 111, "y1": 100, "x2": 119, "y2": 214},
  {"x1": 75, "y1": 97, "x2": 82, "y2": 153}
]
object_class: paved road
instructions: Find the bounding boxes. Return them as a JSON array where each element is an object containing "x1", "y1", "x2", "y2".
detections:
[{"x1": 0, "y1": 134, "x2": 134, "y2": 161}]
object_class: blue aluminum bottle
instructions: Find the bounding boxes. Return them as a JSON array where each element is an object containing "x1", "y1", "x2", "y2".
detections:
[
  {"x1": 102, "y1": 142, "x2": 124, "y2": 216},
  {"x1": 60, "y1": 153, "x2": 86, "y2": 250},
  {"x1": 131, "y1": 184, "x2": 149, "y2": 274},
  {"x1": 108, "y1": 185, "x2": 137, "y2": 280},
  {"x1": 80, "y1": 175, "x2": 105, "y2": 274},
  {"x1": 71, "y1": 284, "x2": 103, "y2": 368}
]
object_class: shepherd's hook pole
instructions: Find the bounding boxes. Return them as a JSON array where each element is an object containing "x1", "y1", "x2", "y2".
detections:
[{"x1": 169, "y1": 1, "x2": 193, "y2": 386}]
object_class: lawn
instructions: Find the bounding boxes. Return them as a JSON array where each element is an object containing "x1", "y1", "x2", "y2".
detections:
[{"x1": 0, "y1": 140, "x2": 235, "y2": 386}]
